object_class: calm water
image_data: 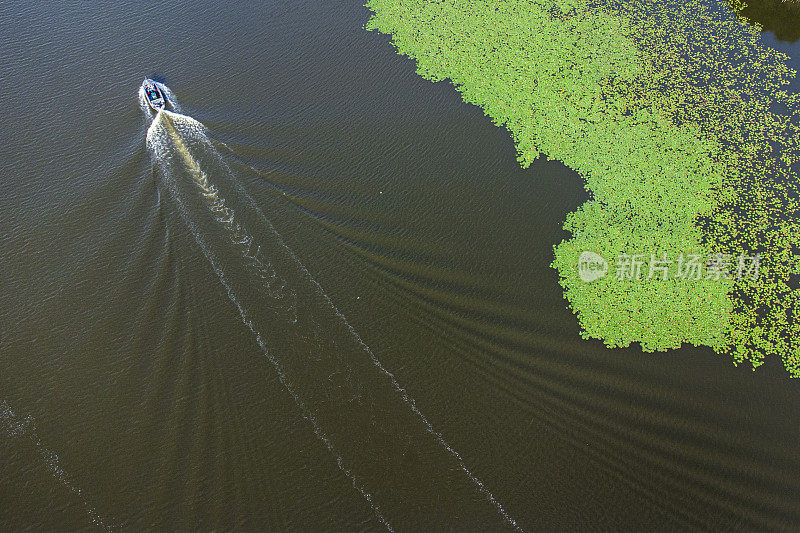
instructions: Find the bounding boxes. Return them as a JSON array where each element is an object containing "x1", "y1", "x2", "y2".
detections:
[{"x1": 2, "y1": 1, "x2": 800, "y2": 530}]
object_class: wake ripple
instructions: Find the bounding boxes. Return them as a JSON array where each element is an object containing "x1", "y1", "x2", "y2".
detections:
[
  {"x1": 144, "y1": 100, "x2": 521, "y2": 531},
  {"x1": 0, "y1": 401, "x2": 113, "y2": 531}
]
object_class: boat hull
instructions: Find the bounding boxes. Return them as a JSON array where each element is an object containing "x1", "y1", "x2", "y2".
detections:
[{"x1": 142, "y1": 79, "x2": 167, "y2": 112}]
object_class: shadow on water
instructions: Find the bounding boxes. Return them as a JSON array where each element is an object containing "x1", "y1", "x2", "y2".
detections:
[{"x1": 730, "y1": 0, "x2": 800, "y2": 42}]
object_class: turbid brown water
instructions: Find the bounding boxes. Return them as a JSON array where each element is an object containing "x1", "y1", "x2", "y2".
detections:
[{"x1": 1, "y1": 1, "x2": 800, "y2": 530}]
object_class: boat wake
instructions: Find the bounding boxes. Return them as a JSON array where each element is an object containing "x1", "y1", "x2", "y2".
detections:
[
  {"x1": 0, "y1": 401, "x2": 113, "y2": 531},
  {"x1": 143, "y1": 87, "x2": 521, "y2": 530}
]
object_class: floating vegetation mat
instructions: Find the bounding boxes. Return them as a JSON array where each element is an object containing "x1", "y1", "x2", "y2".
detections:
[{"x1": 365, "y1": 0, "x2": 800, "y2": 376}]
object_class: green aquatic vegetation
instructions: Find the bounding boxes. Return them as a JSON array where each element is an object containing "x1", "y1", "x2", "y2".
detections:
[
  {"x1": 366, "y1": 0, "x2": 800, "y2": 376},
  {"x1": 596, "y1": 0, "x2": 800, "y2": 373}
]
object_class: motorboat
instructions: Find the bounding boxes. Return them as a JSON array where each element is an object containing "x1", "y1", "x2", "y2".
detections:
[{"x1": 142, "y1": 79, "x2": 166, "y2": 111}]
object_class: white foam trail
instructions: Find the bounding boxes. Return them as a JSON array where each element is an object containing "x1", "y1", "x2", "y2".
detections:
[
  {"x1": 1, "y1": 401, "x2": 113, "y2": 531},
  {"x1": 147, "y1": 101, "x2": 521, "y2": 531},
  {"x1": 209, "y1": 133, "x2": 524, "y2": 531},
  {"x1": 147, "y1": 111, "x2": 391, "y2": 530},
  {"x1": 275, "y1": 212, "x2": 523, "y2": 529},
  {"x1": 148, "y1": 113, "x2": 298, "y2": 317},
  {"x1": 169, "y1": 213, "x2": 391, "y2": 530}
]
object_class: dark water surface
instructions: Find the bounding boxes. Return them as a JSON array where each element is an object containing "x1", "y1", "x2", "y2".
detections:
[{"x1": 2, "y1": 1, "x2": 800, "y2": 530}]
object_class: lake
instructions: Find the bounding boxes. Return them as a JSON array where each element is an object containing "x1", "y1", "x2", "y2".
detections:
[{"x1": 1, "y1": 0, "x2": 799, "y2": 529}]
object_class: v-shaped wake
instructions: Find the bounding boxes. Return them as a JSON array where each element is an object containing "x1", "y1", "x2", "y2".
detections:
[{"x1": 143, "y1": 88, "x2": 521, "y2": 531}]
